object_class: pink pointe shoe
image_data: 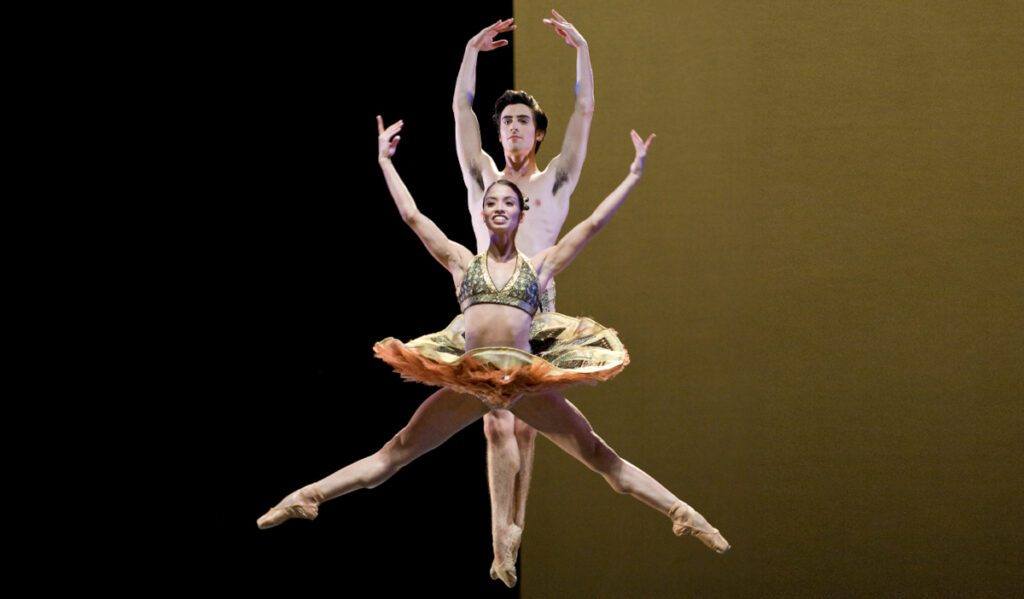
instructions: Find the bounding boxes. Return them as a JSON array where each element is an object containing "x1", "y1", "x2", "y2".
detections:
[
  {"x1": 669, "y1": 500, "x2": 730, "y2": 554},
  {"x1": 256, "y1": 485, "x2": 326, "y2": 530}
]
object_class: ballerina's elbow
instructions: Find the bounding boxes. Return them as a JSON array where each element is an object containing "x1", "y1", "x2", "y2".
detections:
[{"x1": 400, "y1": 209, "x2": 424, "y2": 225}]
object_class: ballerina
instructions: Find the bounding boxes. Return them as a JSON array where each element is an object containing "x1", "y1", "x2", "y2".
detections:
[{"x1": 256, "y1": 116, "x2": 729, "y2": 587}]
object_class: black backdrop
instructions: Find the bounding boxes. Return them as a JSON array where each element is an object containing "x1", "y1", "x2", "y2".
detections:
[{"x1": 180, "y1": 4, "x2": 522, "y2": 596}]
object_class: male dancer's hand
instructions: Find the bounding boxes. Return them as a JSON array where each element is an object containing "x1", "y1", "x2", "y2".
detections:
[
  {"x1": 543, "y1": 10, "x2": 586, "y2": 48},
  {"x1": 469, "y1": 18, "x2": 516, "y2": 52}
]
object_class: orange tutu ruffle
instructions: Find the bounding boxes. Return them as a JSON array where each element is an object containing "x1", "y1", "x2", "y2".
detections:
[{"x1": 373, "y1": 312, "x2": 629, "y2": 409}]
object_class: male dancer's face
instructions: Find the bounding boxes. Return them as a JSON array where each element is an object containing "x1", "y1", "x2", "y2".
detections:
[{"x1": 498, "y1": 104, "x2": 543, "y2": 156}]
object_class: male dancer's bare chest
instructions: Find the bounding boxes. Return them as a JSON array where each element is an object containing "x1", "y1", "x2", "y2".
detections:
[{"x1": 517, "y1": 185, "x2": 569, "y2": 253}]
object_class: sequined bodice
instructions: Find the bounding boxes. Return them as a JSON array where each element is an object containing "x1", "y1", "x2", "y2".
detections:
[{"x1": 458, "y1": 252, "x2": 541, "y2": 316}]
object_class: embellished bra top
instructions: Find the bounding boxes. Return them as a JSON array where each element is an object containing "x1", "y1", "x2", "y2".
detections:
[{"x1": 458, "y1": 251, "x2": 541, "y2": 316}]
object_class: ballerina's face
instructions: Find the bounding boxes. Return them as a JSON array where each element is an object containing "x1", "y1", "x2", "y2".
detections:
[{"x1": 482, "y1": 182, "x2": 523, "y2": 233}]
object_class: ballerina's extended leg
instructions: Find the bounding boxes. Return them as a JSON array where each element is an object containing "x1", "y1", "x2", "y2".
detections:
[
  {"x1": 257, "y1": 388, "x2": 489, "y2": 529},
  {"x1": 509, "y1": 391, "x2": 730, "y2": 554}
]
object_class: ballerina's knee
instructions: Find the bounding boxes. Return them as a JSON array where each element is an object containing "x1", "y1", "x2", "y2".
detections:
[
  {"x1": 362, "y1": 439, "x2": 413, "y2": 488},
  {"x1": 602, "y1": 467, "x2": 633, "y2": 494},
  {"x1": 583, "y1": 440, "x2": 630, "y2": 494}
]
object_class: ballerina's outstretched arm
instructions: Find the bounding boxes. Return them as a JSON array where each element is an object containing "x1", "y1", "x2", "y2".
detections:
[
  {"x1": 377, "y1": 116, "x2": 474, "y2": 277},
  {"x1": 532, "y1": 130, "x2": 655, "y2": 287}
]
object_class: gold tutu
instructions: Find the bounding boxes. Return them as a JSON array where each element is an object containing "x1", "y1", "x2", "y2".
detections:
[{"x1": 373, "y1": 312, "x2": 629, "y2": 409}]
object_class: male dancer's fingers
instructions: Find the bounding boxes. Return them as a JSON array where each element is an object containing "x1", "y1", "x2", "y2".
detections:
[
  {"x1": 545, "y1": 9, "x2": 572, "y2": 29},
  {"x1": 543, "y1": 11, "x2": 579, "y2": 46},
  {"x1": 474, "y1": 18, "x2": 514, "y2": 51},
  {"x1": 543, "y1": 20, "x2": 571, "y2": 44},
  {"x1": 485, "y1": 18, "x2": 515, "y2": 37}
]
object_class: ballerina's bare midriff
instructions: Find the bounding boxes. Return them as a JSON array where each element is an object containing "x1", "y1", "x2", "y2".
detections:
[{"x1": 462, "y1": 302, "x2": 533, "y2": 352}]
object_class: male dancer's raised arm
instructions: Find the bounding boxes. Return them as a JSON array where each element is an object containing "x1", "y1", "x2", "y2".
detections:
[
  {"x1": 539, "y1": 10, "x2": 594, "y2": 204},
  {"x1": 453, "y1": 18, "x2": 512, "y2": 195},
  {"x1": 453, "y1": 10, "x2": 596, "y2": 255}
]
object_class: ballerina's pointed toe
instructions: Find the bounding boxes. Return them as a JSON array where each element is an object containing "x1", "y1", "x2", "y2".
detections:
[
  {"x1": 256, "y1": 485, "x2": 326, "y2": 530},
  {"x1": 669, "y1": 500, "x2": 730, "y2": 554}
]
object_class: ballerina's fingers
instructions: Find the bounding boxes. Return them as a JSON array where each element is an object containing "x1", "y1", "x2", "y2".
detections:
[
  {"x1": 631, "y1": 129, "x2": 656, "y2": 152},
  {"x1": 377, "y1": 116, "x2": 404, "y2": 157},
  {"x1": 377, "y1": 116, "x2": 403, "y2": 135}
]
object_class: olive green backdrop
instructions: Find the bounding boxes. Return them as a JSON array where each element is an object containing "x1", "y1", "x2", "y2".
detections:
[{"x1": 513, "y1": 2, "x2": 1022, "y2": 597}]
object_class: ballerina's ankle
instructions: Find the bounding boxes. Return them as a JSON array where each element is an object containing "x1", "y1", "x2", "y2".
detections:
[{"x1": 668, "y1": 500, "x2": 730, "y2": 554}]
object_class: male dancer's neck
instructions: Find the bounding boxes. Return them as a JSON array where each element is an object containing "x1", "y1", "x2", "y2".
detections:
[{"x1": 502, "y1": 152, "x2": 538, "y2": 179}]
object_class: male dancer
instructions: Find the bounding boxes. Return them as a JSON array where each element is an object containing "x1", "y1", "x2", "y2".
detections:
[{"x1": 451, "y1": 11, "x2": 594, "y2": 587}]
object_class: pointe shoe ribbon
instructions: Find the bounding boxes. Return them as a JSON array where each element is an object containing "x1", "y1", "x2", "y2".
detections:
[
  {"x1": 256, "y1": 484, "x2": 326, "y2": 530},
  {"x1": 669, "y1": 500, "x2": 730, "y2": 554}
]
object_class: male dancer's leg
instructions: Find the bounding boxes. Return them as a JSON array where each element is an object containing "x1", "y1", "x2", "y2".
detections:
[
  {"x1": 483, "y1": 408, "x2": 533, "y2": 586},
  {"x1": 512, "y1": 416, "x2": 537, "y2": 534},
  {"x1": 485, "y1": 289, "x2": 550, "y2": 578}
]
